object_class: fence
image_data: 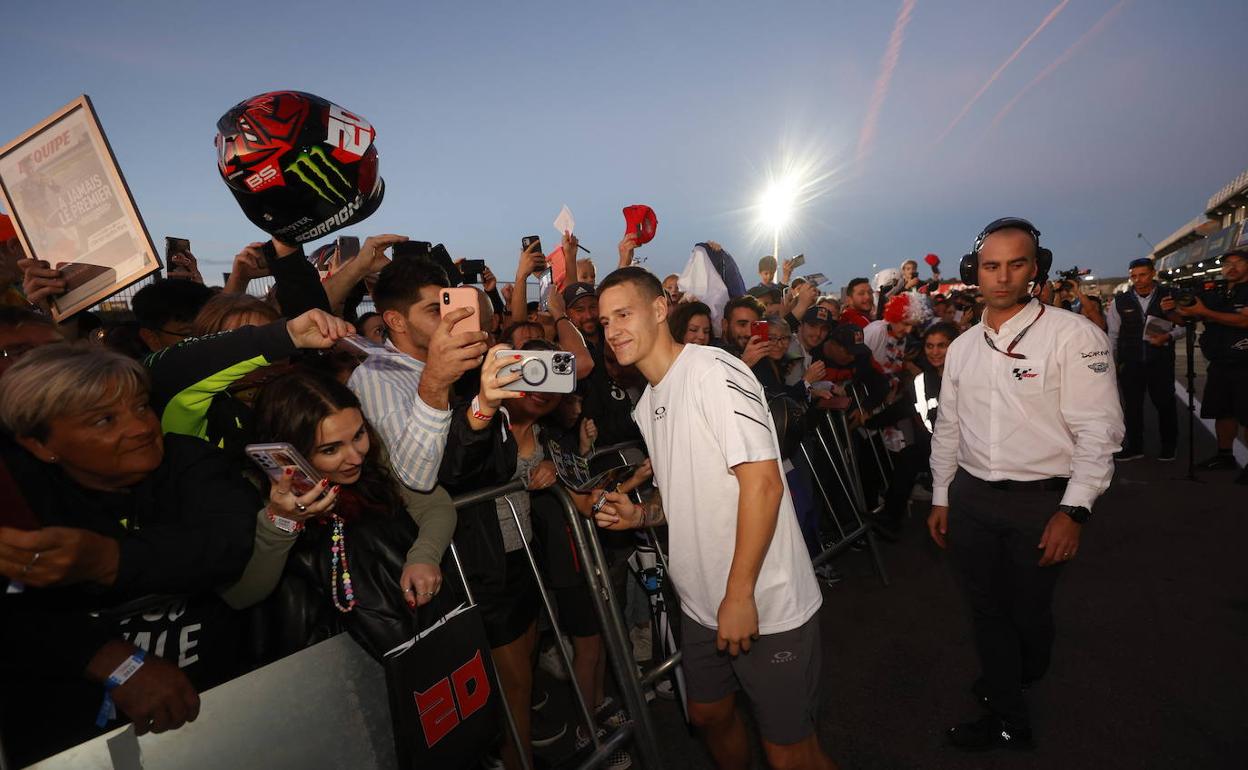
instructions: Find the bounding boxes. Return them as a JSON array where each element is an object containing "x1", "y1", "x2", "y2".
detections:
[{"x1": 10, "y1": 393, "x2": 902, "y2": 770}]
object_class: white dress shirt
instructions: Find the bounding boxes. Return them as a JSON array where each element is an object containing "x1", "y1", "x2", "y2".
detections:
[{"x1": 930, "y1": 300, "x2": 1125, "y2": 511}]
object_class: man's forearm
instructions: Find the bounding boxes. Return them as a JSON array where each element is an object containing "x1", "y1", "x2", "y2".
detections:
[
  {"x1": 724, "y1": 473, "x2": 781, "y2": 598},
  {"x1": 1199, "y1": 308, "x2": 1248, "y2": 328}
]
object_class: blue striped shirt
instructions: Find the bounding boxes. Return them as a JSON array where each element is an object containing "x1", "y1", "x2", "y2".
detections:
[{"x1": 347, "y1": 340, "x2": 453, "y2": 492}]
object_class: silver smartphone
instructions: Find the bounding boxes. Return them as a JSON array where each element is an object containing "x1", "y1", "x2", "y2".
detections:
[{"x1": 495, "y1": 349, "x2": 577, "y2": 393}]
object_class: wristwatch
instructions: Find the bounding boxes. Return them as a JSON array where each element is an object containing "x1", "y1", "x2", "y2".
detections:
[{"x1": 1057, "y1": 504, "x2": 1091, "y2": 524}]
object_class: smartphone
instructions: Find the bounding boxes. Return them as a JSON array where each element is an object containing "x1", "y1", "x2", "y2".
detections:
[
  {"x1": 245, "y1": 442, "x2": 323, "y2": 497},
  {"x1": 165, "y1": 237, "x2": 191, "y2": 272},
  {"x1": 521, "y1": 235, "x2": 543, "y2": 256},
  {"x1": 495, "y1": 348, "x2": 577, "y2": 394},
  {"x1": 441, "y1": 287, "x2": 481, "y2": 335},
  {"x1": 391, "y1": 241, "x2": 432, "y2": 261},
  {"x1": 750, "y1": 321, "x2": 770, "y2": 342},
  {"x1": 788, "y1": 253, "x2": 806, "y2": 269},
  {"x1": 335, "y1": 235, "x2": 360, "y2": 264},
  {"x1": 459, "y1": 258, "x2": 486, "y2": 283},
  {"x1": 337, "y1": 333, "x2": 384, "y2": 360}
]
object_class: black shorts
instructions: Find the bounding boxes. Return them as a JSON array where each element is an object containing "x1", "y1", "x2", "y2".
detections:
[
  {"x1": 474, "y1": 549, "x2": 541, "y2": 648},
  {"x1": 554, "y1": 584, "x2": 600, "y2": 638},
  {"x1": 680, "y1": 612, "x2": 822, "y2": 746},
  {"x1": 1201, "y1": 361, "x2": 1248, "y2": 426}
]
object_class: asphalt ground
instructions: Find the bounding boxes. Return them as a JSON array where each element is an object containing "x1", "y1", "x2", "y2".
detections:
[{"x1": 533, "y1": 394, "x2": 1248, "y2": 770}]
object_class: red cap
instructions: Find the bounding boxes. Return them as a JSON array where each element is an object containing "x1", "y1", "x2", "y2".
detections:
[
  {"x1": 623, "y1": 205, "x2": 658, "y2": 245},
  {"x1": 924, "y1": 253, "x2": 940, "y2": 268}
]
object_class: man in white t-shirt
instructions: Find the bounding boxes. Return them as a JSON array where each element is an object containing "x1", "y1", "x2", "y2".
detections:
[{"x1": 591, "y1": 267, "x2": 834, "y2": 770}]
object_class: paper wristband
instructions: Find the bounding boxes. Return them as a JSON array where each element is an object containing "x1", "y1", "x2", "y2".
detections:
[{"x1": 96, "y1": 649, "x2": 146, "y2": 727}]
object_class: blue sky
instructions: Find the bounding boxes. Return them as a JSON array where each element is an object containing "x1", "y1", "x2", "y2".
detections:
[{"x1": 4, "y1": 0, "x2": 1247, "y2": 291}]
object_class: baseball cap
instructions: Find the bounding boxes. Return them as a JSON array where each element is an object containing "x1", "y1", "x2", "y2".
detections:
[
  {"x1": 801, "y1": 306, "x2": 834, "y2": 327},
  {"x1": 563, "y1": 282, "x2": 596, "y2": 308},
  {"x1": 826, "y1": 323, "x2": 861, "y2": 349},
  {"x1": 1128, "y1": 257, "x2": 1153, "y2": 270},
  {"x1": 747, "y1": 284, "x2": 783, "y2": 303},
  {"x1": 622, "y1": 205, "x2": 658, "y2": 245}
]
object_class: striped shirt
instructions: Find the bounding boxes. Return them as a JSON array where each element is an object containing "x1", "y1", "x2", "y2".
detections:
[{"x1": 347, "y1": 340, "x2": 453, "y2": 492}]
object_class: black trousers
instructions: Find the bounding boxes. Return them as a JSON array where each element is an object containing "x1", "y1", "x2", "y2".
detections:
[
  {"x1": 1120, "y1": 358, "x2": 1177, "y2": 453},
  {"x1": 947, "y1": 468, "x2": 1066, "y2": 726}
]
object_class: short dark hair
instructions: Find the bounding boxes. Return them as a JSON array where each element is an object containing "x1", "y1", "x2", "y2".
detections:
[
  {"x1": 502, "y1": 320, "x2": 545, "y2": 346},
  {"x1": 723, "y1": 295, "x2": 765, "y2": 322},
  {"x1": 1223, "y1": 248, "x2": 1248, "y2": 263},
  {"x1": 846, "y1": 277, "x2": 870, "y2": 295},
  {"x1": 373, "y1": 258, "x2": 449, "y2": 316},
  {"x1": 668, "y1": 301, "x2": 712, "y2": 340},
  {"x1": 923, "y1": 321, "x2": 960, "y2": 343},
  {"x1": 598, "y1": 266, "x2": 664, "y2": 302},
  {"x1": 131, "y1": 280, "x2": 214, "y2": 329},
  {"x1": 1128, "y1": 257, "x2": 1154, "y2": 271}
]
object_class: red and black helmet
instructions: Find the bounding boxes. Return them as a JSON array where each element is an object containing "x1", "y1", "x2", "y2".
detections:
[{"x1": 215, "y1": 91, "x2": 384, "y2": 244}]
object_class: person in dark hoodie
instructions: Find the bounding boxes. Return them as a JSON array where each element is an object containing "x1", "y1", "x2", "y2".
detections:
[{"x1": 0, "y1": 345, "x2": 258, "y2": 765}]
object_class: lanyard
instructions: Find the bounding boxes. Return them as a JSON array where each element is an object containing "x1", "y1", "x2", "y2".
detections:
[{"x1": 983, "y1": 303, "x2": 1045, "y2": 360}]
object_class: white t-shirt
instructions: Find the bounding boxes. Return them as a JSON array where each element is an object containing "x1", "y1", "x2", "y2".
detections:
[
  {"x1": 633, "y1": 344, "x2": 822, "y2": 635},
  {"x1": 863, "y1": 320, "x2": 905, "y2": 376}
]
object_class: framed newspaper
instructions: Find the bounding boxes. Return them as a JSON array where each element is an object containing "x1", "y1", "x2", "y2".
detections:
[{"x1": 0, "y1": 95, "x2": 161, "y2": 320}]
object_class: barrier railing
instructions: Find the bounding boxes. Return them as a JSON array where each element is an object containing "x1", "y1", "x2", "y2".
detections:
[{"x1": 12, "y1": 476, "x2": 675, "y2": 770}]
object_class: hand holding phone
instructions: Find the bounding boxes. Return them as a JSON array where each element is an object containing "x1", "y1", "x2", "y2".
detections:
[
  {"x1": 440, "y1": 287, "x2": 481, "y2": 336},
  {"x1": 494, "y1": 348, "x2": 577, "y2": 393}
]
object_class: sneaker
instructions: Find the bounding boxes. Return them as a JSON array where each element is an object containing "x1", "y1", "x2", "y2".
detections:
[
  {"x1": 1114, "y1": 449, "x2": 1144, "y2": 462},
  {"x1": 1157, "y1": 446, "x2": 1177, "y2": 462},
  {"x1": 946, "y1": 714, "x2": 1034, "y2": 752},
  {"x1": 574, "y1": 727, "x2": 633, "y2": 769},
  {"x1": 653, "y1": 678, "x2": 676, "y2": 700},
  {"x1": 1197, "y1": 453, "x2": 1240, "y2": 471},
  {"x1": 595, "y1": 697, "x2": 632, "y2": 729},
  {"x1": 814, "y1": 562, "x2": 844, "y2": 586},
  {"x1": 537, "y1": 637, "x2": 572, "y2": 681},
  {"x1": 530, "y1": 712, "x2": 567, "y2": 748},
  {"x1": 629, "y1": 624, "x2": 653, "y2": 662},
  {"x1": 531, "y1": 688, "x2": 549, "y2": 712}
]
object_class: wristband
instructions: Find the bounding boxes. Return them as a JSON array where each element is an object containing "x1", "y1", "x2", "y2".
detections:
[
  {"x1": 266, "y1": 507, "x2": 304, "y2": 534},
  {"x1": 470, "y1": 395, "x2": 495, "y2": 422},
  {"x1": 96, "y1": 649, "x2": 146, "y2": 727}
]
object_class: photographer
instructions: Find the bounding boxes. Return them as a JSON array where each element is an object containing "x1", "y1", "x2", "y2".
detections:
[
  {"x1": 1168, "y1": 248, "x2": 1248, "y2": 482},
  {"x1": 1052, "y1": 270, "x2": 1106, "y2": 331},
  {"x1": 1106, "y1": 258, "x2": 1182, "y2": 461}
]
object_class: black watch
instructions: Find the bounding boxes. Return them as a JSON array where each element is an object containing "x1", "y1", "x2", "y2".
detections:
[{"x1": 1058, "y1": 504, "x2": 1091, "y2": 524}]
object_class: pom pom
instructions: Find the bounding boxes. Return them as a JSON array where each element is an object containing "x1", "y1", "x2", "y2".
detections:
[{"x1": 925, "y1": 253, "x2": 940, "y2": 268}]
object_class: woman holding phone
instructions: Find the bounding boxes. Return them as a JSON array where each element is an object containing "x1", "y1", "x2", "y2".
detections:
[{"x1": 221, "y1": 370, "x2": 458, "y2": 661}]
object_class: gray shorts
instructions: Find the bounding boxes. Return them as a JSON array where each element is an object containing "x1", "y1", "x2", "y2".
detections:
[{"x1": 680, "y1": 612, "x2": 822, "y2": 746}]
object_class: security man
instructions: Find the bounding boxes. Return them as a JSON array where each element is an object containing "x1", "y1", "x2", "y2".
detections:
[
  {"x1": 927, "y1": 218, "x2": 1124, "y2": 751},
  {"x1": 1167, "y1": 248, "x2": 1248, "y2": 484},
  {"x1": 1106, "y1": 257, "x2": 1183, "y2": 461}
]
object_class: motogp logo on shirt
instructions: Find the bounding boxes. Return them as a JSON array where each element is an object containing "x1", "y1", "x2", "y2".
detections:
[{"x1": 1012, "y1": 367, "x2": 1039, "y2": 380}]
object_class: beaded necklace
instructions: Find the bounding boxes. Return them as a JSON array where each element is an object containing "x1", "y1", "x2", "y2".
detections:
[{"x1": 329, "y1": 515, "x2": 357, "y2": 613}]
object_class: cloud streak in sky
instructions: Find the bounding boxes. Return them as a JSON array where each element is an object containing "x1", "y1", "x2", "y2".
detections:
[
  {"x1": 988, "y1": 0, "x2": 1133, "y2": 132},
  {"x1": 934, "y1": 0, "x2": 1071, "y2": 145},
  {"x1": 856, "y1": 0, "x2": 917, "y2": 165}
]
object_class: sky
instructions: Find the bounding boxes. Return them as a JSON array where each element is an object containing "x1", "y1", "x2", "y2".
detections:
[{"x1": 4, "y1": 0, "x2": 1247, "y2": 293}]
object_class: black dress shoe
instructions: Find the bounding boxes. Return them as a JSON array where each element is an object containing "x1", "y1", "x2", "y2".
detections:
[
  {"x1": 947, "y1": 714, "x2": 1034, "y2": 751},
  {"x1": 1197, "y1": 453, "x2": 1240, "y2": 471}
]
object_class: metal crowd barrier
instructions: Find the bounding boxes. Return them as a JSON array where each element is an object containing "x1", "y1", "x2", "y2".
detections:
[
  {"x1": 802, "y1": 398, "x2": 891, "y2": 587},
  {"x1": 12, "y1": 478, "x2": 675, "y2": 770}
]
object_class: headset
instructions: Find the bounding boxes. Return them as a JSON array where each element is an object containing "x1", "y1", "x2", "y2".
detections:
[{"x1": 958, "y1": 217, "x2": 1053, "y2": 288}]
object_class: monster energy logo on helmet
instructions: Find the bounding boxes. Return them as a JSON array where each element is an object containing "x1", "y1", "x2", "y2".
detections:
[{"x1": 284, "y1": 146, "x2": 352, "y2": 205}]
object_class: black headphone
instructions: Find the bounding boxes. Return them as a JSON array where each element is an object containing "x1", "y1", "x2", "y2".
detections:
[{"x1": 958, "y1": 217, "x2": 1053, "y2": 287}]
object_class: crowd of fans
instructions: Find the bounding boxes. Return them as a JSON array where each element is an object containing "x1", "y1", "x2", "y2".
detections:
[{"x1": 1, "y1": 215, "x2": 1245, "y2": 769}]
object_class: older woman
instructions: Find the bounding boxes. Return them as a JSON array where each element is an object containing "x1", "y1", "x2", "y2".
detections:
[{"x1": 0, "y1": 344, "x2": 260, "y2": 765}]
